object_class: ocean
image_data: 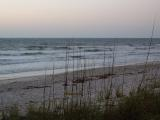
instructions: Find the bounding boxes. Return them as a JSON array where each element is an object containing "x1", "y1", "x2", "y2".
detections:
[{"x1": 0, "y1": 38, "x2": 160, "y2": 79}]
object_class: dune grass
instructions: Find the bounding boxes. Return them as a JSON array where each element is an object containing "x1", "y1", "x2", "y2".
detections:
[{"x1": 0, "y1": 86, "x2": 160, "y2": 120}]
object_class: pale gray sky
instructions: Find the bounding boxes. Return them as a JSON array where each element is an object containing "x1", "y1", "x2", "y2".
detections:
[{"x1": 0, "y1": 0, "x2": 160, "y2": 38}]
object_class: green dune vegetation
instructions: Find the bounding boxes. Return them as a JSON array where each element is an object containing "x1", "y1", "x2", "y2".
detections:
[{"x1": 1, "y1": 84, "x2": 160, "y2": 120}]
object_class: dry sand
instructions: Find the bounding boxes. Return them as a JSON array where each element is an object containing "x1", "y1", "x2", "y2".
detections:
[{"x1": 0, "y1": 62, "x2": 160, "y2": 111}]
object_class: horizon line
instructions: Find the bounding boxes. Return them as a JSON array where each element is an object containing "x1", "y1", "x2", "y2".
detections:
[{"x1": 0, "y1": 37, "x2": 160, "y2": 39}]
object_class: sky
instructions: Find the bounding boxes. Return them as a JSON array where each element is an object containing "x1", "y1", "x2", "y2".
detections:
[{"x1": 0, "y1": 0, "x2": 160, "y2": 38}]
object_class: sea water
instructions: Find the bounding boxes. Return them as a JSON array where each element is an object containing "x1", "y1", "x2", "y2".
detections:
[{"x1": 0, "y1": 38, "x2": 160, "y2": 79}]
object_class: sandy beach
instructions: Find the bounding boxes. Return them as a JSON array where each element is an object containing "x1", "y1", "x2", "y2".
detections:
[{"x1": 0, "y1": 62, "x2": 160, "y2": 111}]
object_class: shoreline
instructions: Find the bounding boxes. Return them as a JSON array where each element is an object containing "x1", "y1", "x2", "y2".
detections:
[{"x1": 0, "y1": 61, "x2": 159, "y2": 83}]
